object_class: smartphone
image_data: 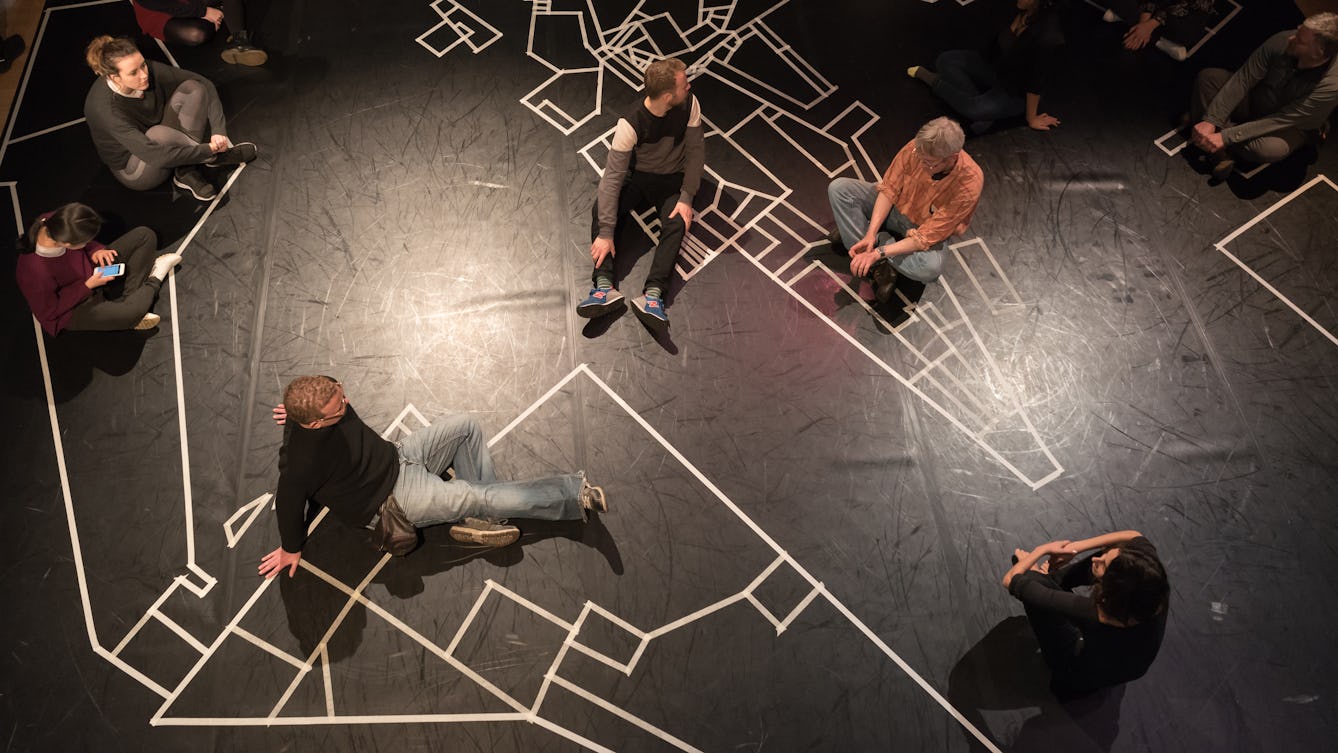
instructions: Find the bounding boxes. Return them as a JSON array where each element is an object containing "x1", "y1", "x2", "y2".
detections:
[{"x1": 96, "y1": 263, "x2": 125, "y2": 278}]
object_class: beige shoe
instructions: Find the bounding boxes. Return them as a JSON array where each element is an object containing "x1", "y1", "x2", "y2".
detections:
[
  {"x1": 580, "y1": 480, "x2": 608, "y2": 514},
  {"x1": 448, "y1": 518, "x2": 520, "y2": 547},
  {"x1": 133, "y1": 313, "x2": 161, "y2": 330}
]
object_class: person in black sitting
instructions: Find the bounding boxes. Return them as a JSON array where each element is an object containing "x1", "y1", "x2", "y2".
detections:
[
  {"x1": 1001, "y1": 530, "x2": 1169, "y2": 699},
  {"x1": 907, "y1": 0, "x2": 1065, "y2": 133}
]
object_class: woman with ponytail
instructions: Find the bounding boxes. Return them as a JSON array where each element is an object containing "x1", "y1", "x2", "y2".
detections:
[
  {"x1": 15, "y1": 203, "x2": 183, "y2": 334},
  {"x1": 1002, "y1": 530, "x2": 1170, "y2": 698},
  {"x1": 82, "y1": 35, "x2": 256, "y2": 201}
]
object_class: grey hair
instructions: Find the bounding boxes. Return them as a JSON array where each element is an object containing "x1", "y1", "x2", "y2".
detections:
[
  {"x1": 1304, "y1": 13, "x2": 1338, "y2": 57},
  {"x1": 915, "y1": 117, "x2": 965, "y2": 159}
]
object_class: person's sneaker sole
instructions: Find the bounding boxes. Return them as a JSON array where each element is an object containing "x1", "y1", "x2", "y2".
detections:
[
  {"x1": 133, "y1": 312, "x2": 161, "y2": 330},
  {"x1": 631, "y1": 296, "x2": 669, "y2": 332},
  {"x1": 221, "y1": 47, "x2": 268, "y2": 66},
  {"x1": 172, "y1": 174, "x2": 216, "y2": 201},
  {"x1": 449, "y1": 521, "x2": 520, "y2": 547}
]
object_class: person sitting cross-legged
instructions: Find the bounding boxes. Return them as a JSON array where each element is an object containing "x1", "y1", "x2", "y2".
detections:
[
  {"x1": 824, "y1": 117, "x2": 984, "y2": 310},
  {"x1": 1188, "y1": 13, "x2": 1338, "y2": 181},
  {"x1": 15, "y1": 202, "x2": 182, "y2": 335},
  {"x1": 259, "y1": 376, "x2": 609, "y2": 578},
  {"x1": 83, "y1": 35, "x2": 258, "y2": 201}
]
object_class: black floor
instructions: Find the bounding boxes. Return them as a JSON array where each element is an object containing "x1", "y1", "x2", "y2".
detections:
[{"x1": 2, "y1": 1, "x2": 1336, "y2": 751}]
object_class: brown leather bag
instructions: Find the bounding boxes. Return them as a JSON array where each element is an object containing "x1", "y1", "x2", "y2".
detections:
[{"x1": 372, "y1": 495, "x2": 419, "y2": 556}]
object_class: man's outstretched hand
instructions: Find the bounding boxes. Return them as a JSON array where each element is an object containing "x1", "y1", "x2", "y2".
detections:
[{"x1": 259, "y1": 547, "x2": 302, "y2": 578}]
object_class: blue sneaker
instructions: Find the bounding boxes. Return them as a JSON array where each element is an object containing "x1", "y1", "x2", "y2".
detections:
[
  {"x1": 576, "y1": 287, "x2": 625, "y2": 318},
  {"x1": 632, "y1": 293, "x2": 669, "y2": 331}
]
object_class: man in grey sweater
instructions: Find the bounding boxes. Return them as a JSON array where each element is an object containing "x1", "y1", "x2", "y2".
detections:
[
  {"x1": 1190, "y1": 13, "x2": 1338, "y2": 180},
  {"x1": 575, "y1": 57, "x2": 705, "y2": 332}
]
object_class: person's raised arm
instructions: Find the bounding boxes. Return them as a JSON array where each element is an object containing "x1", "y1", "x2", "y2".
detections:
[
  {"x1": 1066, "y1": 530, "x2": 1144, "y2": 553},
  {"x1": 1002, "y1": 539, "x2": 1073, "y2": 588}
]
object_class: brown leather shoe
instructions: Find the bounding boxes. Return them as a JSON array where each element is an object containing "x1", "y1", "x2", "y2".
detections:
[
  {"x1": 826, "y1": 228, "x2": 845, "y2": 252},
  {"x1": 871, "y1": 261, "x2": 896, "y2": 304}
]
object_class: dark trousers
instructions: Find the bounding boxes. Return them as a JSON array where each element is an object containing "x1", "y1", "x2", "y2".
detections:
[
  {"x1": 1191, "y1": 68, "x2": 1308, "y2": 163},
  {"x1": 590, "y1": 170, "x2": 686, "y2": 294},
  {"x1": 65, "y1": 228, "x2": 163, "y2": 331},
  {"x1": 1019, "y1": 556, "x2": 1098, "y2": 698},
  {"x1": 1109, "y1": 0, "x2": 1214, "y2": 46},
  {"x1": 162, "y1": 0, "x2": 248, "y2": 46},
  {"x1": 931, "y1": 50, "x2": 1025, "y2": 125}
]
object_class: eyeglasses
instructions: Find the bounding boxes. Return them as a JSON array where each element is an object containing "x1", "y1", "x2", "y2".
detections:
[{"x1": 914, "y1": 146, "x2": 957, "y2": 173}]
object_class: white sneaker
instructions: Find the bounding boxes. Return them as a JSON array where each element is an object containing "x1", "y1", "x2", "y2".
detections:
[
  {"x1": 133, "y1": 312, "x2": 161, "y2": 330},
  {"x1": 1155, "y1": 37, "x2": 1189, "y2": 62},
  {"x1": 150, "y1": 252, "x2": 183, "y2": 281},
  {"x1": 1101, "y1": 9, "x2": 1121, "y2": 23}
]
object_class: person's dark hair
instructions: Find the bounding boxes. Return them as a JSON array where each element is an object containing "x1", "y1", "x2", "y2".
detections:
[
  {"x1": 1093, "y1": 537, "x2": 1168, "y2": 624},
  {"x1": 283, "y1": 375, "x2": 340, "y2": 425},
  {"x1": 85, "y1": 35, "x2": 141, "y2": 78},
  {"x1": 17, "y1": 203, "x2": 102, "y2": 254}
]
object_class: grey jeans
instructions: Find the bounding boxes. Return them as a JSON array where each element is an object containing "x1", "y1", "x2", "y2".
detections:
[{"x1": 114, "y1": 80, "x2": 214, "y2": 190}]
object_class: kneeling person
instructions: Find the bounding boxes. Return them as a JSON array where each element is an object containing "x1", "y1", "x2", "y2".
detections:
[
  {"x1": 259, "y1": 376, "x2": 608, "y2": 578},
  {"x1": 825, "y1": 117, "x2": 983, "y2": 306}
]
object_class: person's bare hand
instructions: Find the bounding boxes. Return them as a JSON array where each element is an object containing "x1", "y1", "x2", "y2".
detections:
[
  {"x1": 209, "y1": 134, "x2": 231, "y2": 153},
  {"x1": 1190, "y1": 121, "x2": 1224, "y2": 153},
  {"x1": 1028, "y1": 113, "x2": 1061, "y2": 131},
  {"x1": 90, "y1": 248, "x2": 118, "y2": 266},
  {"x1": 848, "y1": 234, "x2": 876, "y2": 258},
  {"x1": 1123, "y1": 21, "x2": 1157, "y2": 50},
  {"x1": 272, "y1": 403, "x2": 287, "y2": 426},
  {"x1": 204, "y1": 7, "x2": 223, "y2": 29},
  {"x1": 850, "y1": 250, "x2": 882, "y2": 278},
  {"x1": 85, "y1": 270, "x2": 111, "y2": 289},
  {"x1": 258, "y1": 547, "x2": 301, "y2": 579},
  {"x1": 590, "y1": 237, "x2": 615, "y2": 267},
  {"x1": 669, "y1": 202, "x2": 693, "y2": 233}
]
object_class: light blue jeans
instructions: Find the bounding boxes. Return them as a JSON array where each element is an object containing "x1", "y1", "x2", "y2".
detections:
[
  {"x1": 391, "y1": 414, "x2": 584, "y2": 526},
  {"x1": 827, "y1": 177, "x2": 945, "y2": 283}
]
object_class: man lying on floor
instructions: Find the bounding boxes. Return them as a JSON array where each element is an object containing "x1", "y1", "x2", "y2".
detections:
[{"x1": 259, "y1": 375, "x2": 607, "y2": 578}]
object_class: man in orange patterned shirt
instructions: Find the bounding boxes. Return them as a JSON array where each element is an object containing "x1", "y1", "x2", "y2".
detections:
[{"x1": 825, "y1": 117, "x2": 984, "y2": 304}]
